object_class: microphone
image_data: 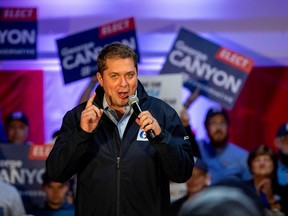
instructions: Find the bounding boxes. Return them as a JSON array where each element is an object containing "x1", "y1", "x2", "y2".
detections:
[{"x1": 128, "y1": 95, "x2": 156, "y2": 140}]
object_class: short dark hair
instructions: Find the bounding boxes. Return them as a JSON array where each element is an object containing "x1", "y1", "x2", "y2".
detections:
[
  {"x1": 97, "y1": 43, "x2": 138, "y2": 75},
  {"x1": 204, "y1": 107, "x2": 230, "y2": 128}
]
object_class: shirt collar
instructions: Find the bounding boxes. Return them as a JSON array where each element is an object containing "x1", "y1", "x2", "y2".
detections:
[{"x1": 102, "y1": 93, "x2": 134, "y2": 119}]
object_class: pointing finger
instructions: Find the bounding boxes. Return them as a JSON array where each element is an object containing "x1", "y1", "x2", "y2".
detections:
[{"x1": 86, "y1": 92, "x2": 97, "y2": 108}]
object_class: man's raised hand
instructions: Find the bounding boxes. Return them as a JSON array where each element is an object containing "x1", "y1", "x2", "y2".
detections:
[{"x1": 80, "y1": 92, "x2": 104, "y2": 133}]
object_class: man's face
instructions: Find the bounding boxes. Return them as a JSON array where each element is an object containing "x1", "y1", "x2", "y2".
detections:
[
  {"x1": 206, "y1": 114, "x2": 228, "y2": 146},
  {"x1": 43, "y1": 182, "x2": 68, "y2": 209},
  {"x1": 275, "y1": 135, "x2": 288, "y2": 155},
  {"x1": 6, "y1": 120, "x2": 28, "y2": 145},
  {"x1": 97, "y1": 57, "x2": 138, "y2": 113}
]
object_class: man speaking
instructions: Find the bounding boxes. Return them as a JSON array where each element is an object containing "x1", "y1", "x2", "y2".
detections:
[{"x1": 46, "y1": 43, "x2": 194, "y2": 216}]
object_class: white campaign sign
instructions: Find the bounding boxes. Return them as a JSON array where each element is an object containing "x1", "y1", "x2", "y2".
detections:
[{"x1": 139, "y1": 74, "x2": 183, "y2": 114}]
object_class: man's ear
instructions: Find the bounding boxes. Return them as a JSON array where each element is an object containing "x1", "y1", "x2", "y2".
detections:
[{"x1": 97, "y1": 72, "x2": 103, "y2": 86}]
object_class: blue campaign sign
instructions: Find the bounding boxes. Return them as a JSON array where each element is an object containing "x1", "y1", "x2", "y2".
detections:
[
  {"x1": 0, "y1": 144, "x2": 53, "y2": 211},
  {"x1": 57, "y1": 17, "x2": 140, "y2": 84},
  {"x1": 160, "y1": 28, "x2": 254, "y2": 109},
  {"x1": 0, "y1": 8, "x2": 37, "y2": 60}
]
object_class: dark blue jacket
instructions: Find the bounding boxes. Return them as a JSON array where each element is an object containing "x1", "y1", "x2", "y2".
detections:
[{"x1": 46, "y1": 80, "x2": 194, "y2": 216}]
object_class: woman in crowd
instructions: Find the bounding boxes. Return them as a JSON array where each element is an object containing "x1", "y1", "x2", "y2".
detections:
[{"x1": 246, "y1": 145, "x2": 285, "y2": 216}]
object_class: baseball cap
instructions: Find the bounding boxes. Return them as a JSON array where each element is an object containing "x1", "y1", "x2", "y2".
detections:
[
  {"x1": 276, "y1": 123, "x2": 288, "y2": 138},
  {"x1": 204, "y1": 107, "x2": 230, "y2": 127},
  {"x1": 5, "y1": 111, "x2": 29, "y2": 127}
]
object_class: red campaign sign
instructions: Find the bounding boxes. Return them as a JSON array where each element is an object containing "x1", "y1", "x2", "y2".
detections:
[
  {"x1": 215, "y1": 47, "x2": 254, "y2": 74},
  {"x1": 0, "y1": 8, "x2": 37, "y2": 21},
  {"x1": 99, "y1": 17, "x2": 135, "y2": 39}
]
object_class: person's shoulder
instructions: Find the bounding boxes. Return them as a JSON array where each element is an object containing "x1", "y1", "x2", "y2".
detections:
[
  {"x1": 61, "y1": 202, "x2": 75, "y2": 210},
  {"x1": 0, "y1": 179, "x2": 18, "y2": 193},
  {"x1": 148, "y1": 95, "x2": 165, "y2": 104},
  {"x1": 196, "y1": 139, "x2": 209, "y2": 148},
  {"x1": 227, "y1": 142, "x2": 249, "y2": 154},
  {"x1": 32, "y1": 208, "x2": 74, "y2": 216}
]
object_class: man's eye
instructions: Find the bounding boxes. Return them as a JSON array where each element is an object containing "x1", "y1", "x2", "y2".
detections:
[{"x1": 127, "y1": 73, "x2": 135, "y2": 78}]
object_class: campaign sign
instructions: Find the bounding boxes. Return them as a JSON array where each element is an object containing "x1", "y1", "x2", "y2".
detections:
[
  {"x1": 0, "y1": 8, "x2": 37, "y2": 59},
  {"x1": 139, "y1": 74, "x2": 183, "y2": 113},
  {"x1": 57, "y1": 17, "x2": 140, "y2": 84},
  {"x1": 0, "y1": 144, "x2": 53, "y2": 211},
  {"x1": 160, "y1": 28, "x2": 254, "y2": 109}
]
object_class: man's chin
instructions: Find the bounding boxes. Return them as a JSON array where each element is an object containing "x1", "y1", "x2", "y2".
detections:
[
  {"x1": 211, "y1": 136, "x2": 226, "y2": 143},
  {"x1": 210, "y1": 138, "x2": 228, "y2": 148}
]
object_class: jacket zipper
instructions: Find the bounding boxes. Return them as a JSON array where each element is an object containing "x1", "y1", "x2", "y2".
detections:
[
  {"x1": 116, "y1": 156, "x2": 120, "y2": 216},
  {"x1": 115, "y1": 133, "x2": 121, "y2": 216}
]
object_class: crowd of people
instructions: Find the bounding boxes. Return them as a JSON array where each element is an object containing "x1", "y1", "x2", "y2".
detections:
[{"x1": 0, "y1": 43, "x2": 287, "y2": 216}]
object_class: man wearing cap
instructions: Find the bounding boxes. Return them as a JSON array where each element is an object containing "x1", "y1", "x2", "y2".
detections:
[
  {"x1": 4, "y1": 111, "x2": 31, "y2": 145},
  {"x1": 197, "y1": 107, "x2": 251, "y2": 184},
  {"x1": 274, "y1": 123, "x2": 288, "y2": 215}
]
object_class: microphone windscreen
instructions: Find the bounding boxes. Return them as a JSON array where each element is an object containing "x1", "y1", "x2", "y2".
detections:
[{"x1": 128, "y1": 95, "x2": 139, "y2": 106}]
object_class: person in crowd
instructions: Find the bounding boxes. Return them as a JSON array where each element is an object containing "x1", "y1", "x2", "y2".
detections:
[
  {"x1": 178, "y1": 178, "x2": 265, "y2": 216},
  {"x1": 0, "y1": 178, "x2": 26, "y2": 216},
  {"x1": 31, "y1": 171, "x2": 74, "y2": 216},
  {"x1": 274, "y1": 123, "x2": 288, "y2": 215},
  {"x1": 170, "y1": 158, "x2": 210, "y2": 216},
  {"x1": 274, "y1": 123, "x2": 288, "y2": 186},
  {"x1": 197, "y1": 107, "x2": 251, "y2": 184},
  {"x1": 246, "y1": 145, "x2": 285, "y2": 216},
  {"x1": 4, "y1": 111, "x2": 31, "y2": 145},
  {"x1": 46, "y1": 43, "x2": 194, "y2": 216}
]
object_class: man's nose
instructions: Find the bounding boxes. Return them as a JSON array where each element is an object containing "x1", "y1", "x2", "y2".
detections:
[{"x1": 119, "y1": 76, "x2": 128, "y2": 86}]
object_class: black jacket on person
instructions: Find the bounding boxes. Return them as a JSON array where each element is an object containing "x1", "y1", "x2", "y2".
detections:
[{"x1": 46, "y1": 80, "x2": 194, "y2": 216}]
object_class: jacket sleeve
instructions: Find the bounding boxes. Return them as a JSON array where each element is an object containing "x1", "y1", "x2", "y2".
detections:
[
  {"x1": 151, "y1": 105, "x2": 194, "y2": 183},
  {"x1": 185, "y1": 125, "x2": 201, "y2": 158},
  {"x1": 46, "y1": 108, "x2": 93, "y2": 182}
]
